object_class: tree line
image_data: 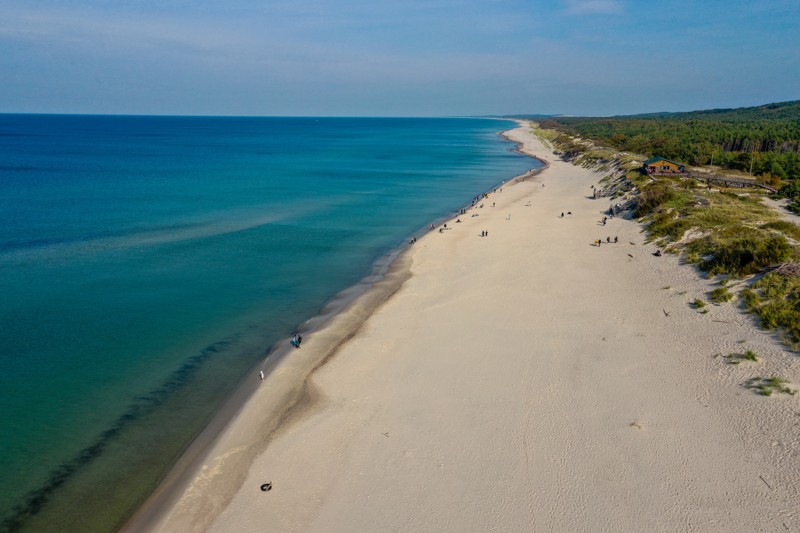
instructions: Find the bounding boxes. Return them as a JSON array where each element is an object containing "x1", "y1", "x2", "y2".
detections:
[{"x1": 538, "y1": 100, "x2": 800, "y2": 181}]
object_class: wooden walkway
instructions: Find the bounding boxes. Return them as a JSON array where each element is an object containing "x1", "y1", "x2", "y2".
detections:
[{"x1": 649, "y1": 171, "x2": 777, "y2": 193}]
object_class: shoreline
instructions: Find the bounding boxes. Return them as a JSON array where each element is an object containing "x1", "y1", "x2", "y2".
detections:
[
  {"x1": 122, "y1": 121, "x2": 539, "y2": 532},
  {"x1": 134, "y1": 122, "x2": 799, "y2": 532},
  {"x1": 123, "y1": 250, "x2": 416, "y2": 532}
]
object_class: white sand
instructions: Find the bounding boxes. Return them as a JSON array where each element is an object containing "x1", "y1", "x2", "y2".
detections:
[{"x1": 138, "y1": 123, "x2": 800, "y2": 532}]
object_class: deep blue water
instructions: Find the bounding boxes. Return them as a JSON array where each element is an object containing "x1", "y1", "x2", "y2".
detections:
[{"x1": 0, "y1": 115, "x2": 536, "y2": 531}]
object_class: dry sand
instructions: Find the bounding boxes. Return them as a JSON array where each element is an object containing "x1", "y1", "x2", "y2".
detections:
[{"x1": 136, "y1": 123, "x2": 800, "y2": 532}]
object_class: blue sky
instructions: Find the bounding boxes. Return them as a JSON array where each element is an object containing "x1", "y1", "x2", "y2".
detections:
[{"x1": 1, "y1": 0, "x2": 798, "y2": 116}]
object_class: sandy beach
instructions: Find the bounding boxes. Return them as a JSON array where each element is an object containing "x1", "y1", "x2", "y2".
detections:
[{"x1": 131, "y1": 123, "x2": 800, "y2": 532}]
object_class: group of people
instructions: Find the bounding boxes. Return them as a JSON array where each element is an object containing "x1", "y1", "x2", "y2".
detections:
[
  {"x1": 595, "y1": 236, "x2": 619, "y2": 246},
  {"x1": 481, "y1": 230, "x2": 489, "y2": 237},
  {"x1": 470, "y1": 191, "x2": 492, "y2": 208}
]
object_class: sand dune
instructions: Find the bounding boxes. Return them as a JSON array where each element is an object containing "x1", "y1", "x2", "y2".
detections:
[{"x1": 138, "y1": 123, "x2": 800, "y2": 532}]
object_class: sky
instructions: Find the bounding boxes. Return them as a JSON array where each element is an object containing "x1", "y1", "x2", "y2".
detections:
[{"x1": 1, "y1": 0, "x2": 798, "y2": 116}]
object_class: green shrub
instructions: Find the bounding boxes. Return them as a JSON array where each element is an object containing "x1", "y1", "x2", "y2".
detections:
[
  {"x1": 742, "y1": 349, "x2": 759, "y2": 362},
  {"x1": 692, "y1": 298, "x2": 706, "y2": 308},
  {"x1": 780, "y1": 181, "x2": 800, "y2": 198},
  {"x1": 740, "y1": 288, "x2": 759, "y2": 308},
  {"x1": 699, "y1": 236, "x2": 791, "y2": 276},
  {"x1": 710, "y1": 287, "x2": 733, "y2": 303},
  {"x1": 635, "y1": 182, "x2": 676, "y2": 217}
]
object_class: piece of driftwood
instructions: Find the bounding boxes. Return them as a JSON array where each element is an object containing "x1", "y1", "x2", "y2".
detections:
[{"x1": 771, "y1": 261, "x2": 800, "y2": 277}]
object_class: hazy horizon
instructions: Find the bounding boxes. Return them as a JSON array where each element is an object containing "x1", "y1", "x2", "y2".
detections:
[{"x1": 2, "y1": 101, "x2": 797, "y2": 120}]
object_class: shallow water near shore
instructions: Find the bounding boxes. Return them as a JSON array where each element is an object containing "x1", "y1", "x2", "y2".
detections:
[{"x1": 0, "y1": 115, "x2": 537, "y2": 531}]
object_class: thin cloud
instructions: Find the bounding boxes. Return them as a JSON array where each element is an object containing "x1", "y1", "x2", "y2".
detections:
[{"x1": 564, "y1": 0, "x2": 623, "y2": 15}]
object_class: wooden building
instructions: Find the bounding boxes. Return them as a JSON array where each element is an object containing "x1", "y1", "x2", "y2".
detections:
[{"x1": 643, "y1": 157, "x2": 686, "y2": 174}]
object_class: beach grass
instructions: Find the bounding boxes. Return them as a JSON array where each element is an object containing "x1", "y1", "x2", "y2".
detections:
[
  {"x1": 745, "y1": 376, "x2": 797, "y2": 396},
  {"x1": 725, "y1": 349, "x2": 759, "y2": 364},
  {"x1": 642, "y1": 186, "x2": 793, "y2": 277},
  {"x1": 761, "y1": 220, "x2": 800, "y2": 241},
  {"x1": 741, "y1": 273, "x2": 800, "y2": 343},
  {"x1": 644, "y1": 186, "x2": 800, "y2": 341}
]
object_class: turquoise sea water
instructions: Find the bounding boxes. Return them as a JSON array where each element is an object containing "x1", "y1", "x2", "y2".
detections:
[{"x1": 0, "y1": 115, "x2": 537, "y2": 531}]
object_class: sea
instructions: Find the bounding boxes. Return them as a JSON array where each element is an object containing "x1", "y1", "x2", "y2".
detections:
[{"x1": 0, "y1": 115, "x2": 538, "y2": 532}]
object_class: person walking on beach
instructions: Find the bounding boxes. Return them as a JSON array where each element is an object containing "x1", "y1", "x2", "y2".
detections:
[{"x1": 259, "y1": 370, "x2": 264, "y2": 381}]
